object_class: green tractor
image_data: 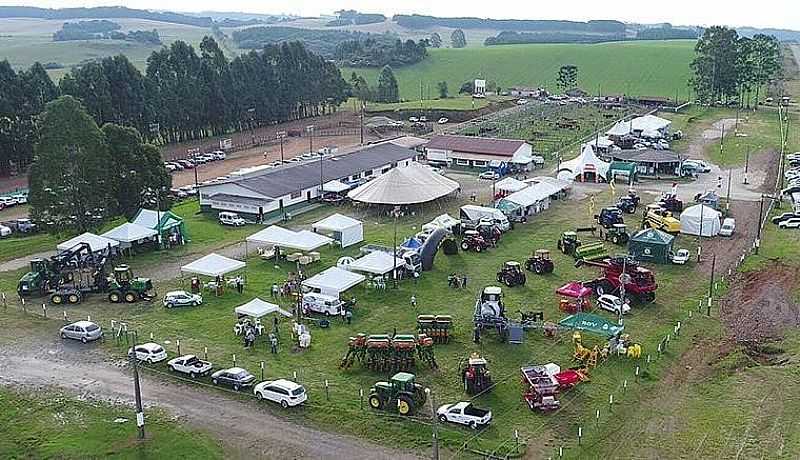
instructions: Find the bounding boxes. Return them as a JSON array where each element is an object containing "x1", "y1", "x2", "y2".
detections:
[
  {"x1": 601, "y1": 224, "x2": 630, "y2": 246},
  {"x1": 107, "y1": 265, "x2": 155, "y2": 303},
  {"x1": 557, "y1": 231, "x2": 582, "y2": 257},
  {"x1": 17, "y1": 258, "x2": 53, "y2": 297},
  {"x1": 368, "y1": 372, "x2": 427, "y2": 416}
]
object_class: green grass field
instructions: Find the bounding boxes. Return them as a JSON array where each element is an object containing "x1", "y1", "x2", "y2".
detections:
[{"x1": 345, "y1": 40, "x2": 696, "y2": 103}]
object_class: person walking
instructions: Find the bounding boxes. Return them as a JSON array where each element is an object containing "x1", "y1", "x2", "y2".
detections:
[
  {"x1": 269, "y1": 333, "x2": 278, "y2": 354},
  {"x1": 410, "y1": 295, "x2": 417, "y2": 308}
]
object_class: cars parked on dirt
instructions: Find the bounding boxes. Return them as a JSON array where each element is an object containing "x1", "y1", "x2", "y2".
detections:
[
  {"x1": 719, "y1": 218, "x2": 736, "y2": 237},
  {"x1": 597, "y1": 294, "x2": 631, "y2": 315},
  {"x1": 478, "y1": 171, "x2": 500, "y2": 180},
  {"x1": 253, "y1": 379, "x2": 308, "y2": 408},
  {"x1": 168, "y1": 355, "x2": 213, "y2": 378},
  {"x1": 0, "y1": 224, "x2": 11, "y2": 238},
  {"x1": 772, "y1": 212, "x2": 799, "y2": 224},
  {"x1": 0, "y1": 196, "x2": 18, "y2": 209},
  {"x1": 128, "y1": 342, "x2": 168, "y2": 363},
  {"x1": 437, "y1": 402, "x2": 492, "y2": 429},
  {"x1": 163, "y1": 290, "x2": 203, "y2": 308},
  {"x1": 60, "y1": 320, "x2": 103, "y2": 343},
  {"x1": 211, "y1": 367, "x2": 256, "y2": 391},
  {"x1": 437, "y1": 117, "x2": 449, "y2": 124},
  {"x1": 682, "y1": 159, "x2": 711, "y2": 173}
]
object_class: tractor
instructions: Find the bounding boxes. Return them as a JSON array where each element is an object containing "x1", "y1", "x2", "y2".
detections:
[
  {"x1": 595, "y1": 207, "x2": 624, "y2": 229},
  {"x1": 616, "y1": 192, "x2": 640, "y2": 214},
  {"x1": 557, "y1": 231, "x2": 581, "y2": 257},
  {"x1": 473, "y1": 286, "x2": 509, "y2": 342},
  {"x1": 496, "y1": 261, "x2": 526, "y2": 287},
  {"x1": 600, "y1": 223, "x2": 630, "y2": 245},
  {"x1": 461, "y1": 352, "x2": 492, "y2": 395},
  {"x1": 107, "y1": 265, "x2": 155, "y2": 303},
  {"x1": 460, "y1": 230, "x2": 491, "y2": 253},
  {"x1": 577, "y1": 256, "x2": 657, "y2": 303},
  {"x1": 658, "y1": 194, "x2": 684, "y2": 214},
  {"x1": 525, "y1": 249, "x2": 554, "y2": 274},
  {"x1": 367, "y1": 372, "x2": 427, "y2": 416}
]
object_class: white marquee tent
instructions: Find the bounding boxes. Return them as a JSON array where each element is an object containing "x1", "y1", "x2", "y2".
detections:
[
  {"x1": 101, "y1": 222, "x2": 158, "y2": 249},
  {"x1": 348, "y1": 251, "x2": 405, "y2": 275},
  {"x1": 246, "y1": 225, "x2": 332, "y2": 251},
  {"x1": 497, "y1": 177, "x2": 571, "y2": 217},
  {"x1": 557, "y1": 145, "x2": 610, "y2": 182},
  {"x1": 234, "y1": 298, "x2": 292, "y2": 318},
  {"x1": 606, "y1": 115, "x2": 672, "y2": 139},
  {"x1": 680, "y1": 204, "x2": 722, "y2": 237},
  {"x1": 181, "y1": 253, "x2": 246, "y2": 277},
  {"x1": 323, "y1": 180, "x2": 351, "y2": 193},
  {"x1": 495, "y1": 177, "x2": 529, "y2": 194},
  {"x1": 348, "y1": 162, "x2": 459, "y2": 205},
  {"x1": 312, "y1": 213, "x2": 363, "y2": 248},
  {"x1": 58, "y1": 232, "x2": 120, "y2": 254},
  {"x1": 302, "y1": 266, "x2": 365, "y2": 298}
]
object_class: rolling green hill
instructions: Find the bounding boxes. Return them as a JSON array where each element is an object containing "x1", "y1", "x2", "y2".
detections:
[{"x1": 345, "y1": 40, "x2": 696, "y2": 101}]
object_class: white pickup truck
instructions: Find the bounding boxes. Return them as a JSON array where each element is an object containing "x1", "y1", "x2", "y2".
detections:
[
  {"x1": 437, "y1": 402, "x2": 492, "y2": 429},
  {"x1": 167, "y1": 354, "x2": 213, "y2": 378}
]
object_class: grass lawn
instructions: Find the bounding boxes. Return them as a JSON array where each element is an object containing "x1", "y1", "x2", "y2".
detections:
[
  {"x1": 344, "y1": 40, "x2": 695, "y2": 103},
  {"x1": 0, "y1": 191, "x2": 715, "y2": 455},
  {"x1": 0, "y1": 387, "x2": 225, "y2": 459}
]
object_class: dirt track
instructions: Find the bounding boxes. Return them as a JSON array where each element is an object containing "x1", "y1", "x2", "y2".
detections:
[{"x1": 0, "y1": 331, "x2": 420, "y2": 460}]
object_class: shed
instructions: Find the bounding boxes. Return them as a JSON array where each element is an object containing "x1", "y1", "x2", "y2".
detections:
[
  {"x1": 234, "y1": 298, "x2": 292, "y2": 319},
  {"x1": 302, "y1": 266, "x2": 365, "y2": 298},
  {"x1": 312, "y1": 214, "x2": 363, "y2": 248},
  {"x1": 101, "y1": 222, "x2": 158, "y2": 250},
  {"x1": 628, "y1": 228, "x2": 674, "y2": 264},
  {"x1": 180, "y1": 253, "x2": 246, "y2": 278},
  {"x1": 607, "y1": 162, "x2": 638, "y2": 184},
  {"x1": 58, "y1": 232, "x2": 120, "y2": 254}
]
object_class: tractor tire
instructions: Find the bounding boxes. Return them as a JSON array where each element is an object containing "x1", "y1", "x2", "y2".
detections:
[
  {"x1": 504, "y1": 278, "x2": 512, "y2": 287},
  {"x1": 460, "y1": 242, "x2": 470, "y2": 251},
  {"x1": 496, "y1": 273, "x2": 503, "y2": 282},
  {"x1": 397, "y1": 395, "x2": 415, "y2": 416},
  {"x1": 51, "y1": 294, "x2": 63, "y2": 305},
  {"x1": 534, "y1": 263, "x2": 544, "y2": 275},
  {"x1": 68, "y1": 294, "x2": 80, "y2": 304},
  {"x1": 611, "y1": 235, "x2": 620, "y2": 245},
  {"x1": 368, "y1": 394, "x2": 384, "y2": 410},
  {"x1": 474, "y1": 245, "x2": 482, "y2": 253},
  {"x1": 108, "y1": 292, "x2": 121, "y2": 303},
  {"x1": 595, "y1": 280, "x2": 613, "y2": 296},
  {"x1": 124, "y1": 292, "x2": 137, "y2": 303}
]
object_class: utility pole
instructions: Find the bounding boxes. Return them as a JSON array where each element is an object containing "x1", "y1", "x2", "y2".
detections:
[
  {"x1": 726, "y1": 168, "x2": 732, "y2": 211},
  {"x1": 277, "y1": 131, "x2": 287, "y2": 163},
  {"x1": 425, "y1": 388, "x2": 439, "y2": 460},
  {"x1": 306, "y1": 125, "x2": 315, "y2": 155},
  {"x1": 755, "y1": 194, "x2": 764, "y2": 255},
  {"x1": 707, "y1": 254, "x2": 716, "y2": 316},
  {"x1": 360, "y1": 102, "x2": 365, "y2": 145},
  {"x1": 744, "y1": 150, "x2": 749, "y2": 184},
  {"x1": 131, "y1": 331, "x2": 145, "y2": 440}
]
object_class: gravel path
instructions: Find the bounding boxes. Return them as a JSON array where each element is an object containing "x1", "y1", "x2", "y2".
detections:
[
  {"x1": 0, "y1": 250, "x2": 55, "y2": 273},
  {"x1": 0, "y1": 333, "x2": 420, "y2": 460}
]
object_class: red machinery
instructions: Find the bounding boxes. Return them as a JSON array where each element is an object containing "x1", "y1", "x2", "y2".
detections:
[
  {"x1": 520, "y1": 365, "x2": 560, "y2": 412},
  {"x1": 576, "y1": 256, "x2": 657, "y2": 303},
  {"x1": 556, "y1": 282, "x2": 592, "y2": 313}
]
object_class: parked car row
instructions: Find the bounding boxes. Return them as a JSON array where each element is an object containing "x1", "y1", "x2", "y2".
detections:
[
  {"x1": 0, "y1": 192, "x2": 28, "y2": 210},
  {"x1": 165, "y1": 150, "x2": 226, "y2": 173},
  {"x1": 0, "y1": 218, "x2": 38, "y2": 238},
  {"x1": 169, "y1": 184, "x2": 198, "y2": 199}
]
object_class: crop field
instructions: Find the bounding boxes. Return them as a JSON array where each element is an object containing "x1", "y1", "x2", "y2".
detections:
[{"x1": 344, "y1": 40, "x2": 696, "y2": 103}]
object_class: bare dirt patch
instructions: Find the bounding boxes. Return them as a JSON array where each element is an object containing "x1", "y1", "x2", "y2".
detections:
[
  {"x1": 720, "y1": 261, "x2": 800, "y2": 343},
  {"x1": 695, "y1": 200, "x2": 760, "y2": 276},
  {"x1": 702, "y1": 118, "x2": 739, "y2": 141}
]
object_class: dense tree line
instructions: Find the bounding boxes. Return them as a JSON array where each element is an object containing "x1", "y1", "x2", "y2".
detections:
[
  {"x1": 636, "y1": 24, "x2": 700, "y2": 40},
  {"x1": 334, "y1": 38, "x2": 427, "y2": 67},
  {"x1": 690, "y1": 26, "x2": 781, "y2": 106},
  {"x1": 0, "y1": 6, "x2": 215, "y2": 27},
  {"x1": 327, "y1": 10, "x2": 386, "y2": 26},
  {"x1": 393, "y1": 14, "x2": 625, "y2": 35},
  {"x1": 485, "y1": 30, "x2": 625, "y2": 46},
  {"x1": 233, "y1": 27, "x2": 370, "y2": 55},
  {"x1": 53, "y1": 20, "x2": 161, "y2": 44}
]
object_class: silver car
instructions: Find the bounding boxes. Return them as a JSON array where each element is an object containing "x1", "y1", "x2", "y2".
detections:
[{"x1": 60, "y1": 320, "x2": 103, "y2": 343}]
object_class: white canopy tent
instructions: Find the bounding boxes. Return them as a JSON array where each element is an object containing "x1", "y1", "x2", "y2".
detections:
[
  {"x1": 246, "y1": 225, "x2": 332, "y2": 251},
  {"x1": 348, "y1": 162, "x2": 459, "y2": 205},
  {"x1": 495, "y1": 177, "x2": 529, "y2": 194},
  {"x1": 557, "y1": 145, "x2": 611, "y2": 182},
  {"x1": 181, "y1": 253, "x2": 246, "y2": 277},
  {"x1": 323, "y1": 180, "x2": 351, "y2": 193},
  {"x1": 606, "y1": 115, "x2": 672, "y2": 139},
  {"x1": 58, "y1": 232, "x2": 120, "y2": 254},
  {"x1": 101, "y1": 222, "x2": 158, "y2": 249},
  {"x1": 302, "y1": 266, "x2": 365, "y2": 298},
  {"x1": 234, "y1": 298, "x2": 292, "y2": 318},
  {"x1": 680, "y1": 204, "x2": 722, "y2": 237},
  {"x1": 348, "y1": 251, "x2": 405, "y2": 275},
  {"x1": 312, "y1": 214, "x2": 363, "y2": 248}
]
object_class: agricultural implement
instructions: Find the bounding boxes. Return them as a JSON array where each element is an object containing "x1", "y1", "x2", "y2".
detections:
[
  {"x1": 576, "y1": 256, "x2": 657, "y2": 303},
  {"x1": 573, "y1": 241, "x2": 608, "y2": 261},
  {"x1": 368, "y1": 372, "x2": 427, "y2": 416},
  {"x1": 556, "y1": 282, "x2": 592, "y2": 314},
  {"x1": 525, "y1": 249, "x2": 554, "y2": 274},
  {"x1": 474, "y1": 286, "x2": 545, "y2": 342},
  {"x1": 557, "y1": 314, "x2": 643, "y2": 369},
  {"x1": 417, "y1": 315, "x2": 453, "y2": 344},
  {"x1": 496, "y1": 261, "x2": 526, "y2": 287},
  {"x1": 461, "y1": 352, "x2": 492, "y2": 395},
  {"x1": 599, "y1": 223, "x2": 630, "y2": 246},
  {"x1": 340, "y1": 333, "x2": 437, "y2": 372},
  {"x1": 658, "y1": 194, "x2": 684, "y2": 213},
  {"x1": 642, "y1": 205, "x2": 681, "y2": 234},
  {"x1": 520, "y1": 365, "x2": 561, "y2": 412}
]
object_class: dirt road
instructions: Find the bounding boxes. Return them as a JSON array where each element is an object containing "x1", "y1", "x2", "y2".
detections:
[{"x1": 0, "y1": 333, "x2": 420, "y2": 460}]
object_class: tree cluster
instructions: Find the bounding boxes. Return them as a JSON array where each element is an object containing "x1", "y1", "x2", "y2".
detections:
[
  {"x1": 636, "y1": 24, "x2": 700, "y2": 40},
  {"x1": 451, "y1": 29, "x2": 467, "y2": 48},
  {"x1": 53, "y1": 20, "x2": 161, "y2": 45},
  {"x1": 328, "y1": 10, "x2": 386, "y2": 26},
  {"x1": 557, "y1": 65, "x2": 579, "y2": 92},
  {"x1": 485, "y1": 30, "x2": 625, "y2": 46},
  {"x1": 334, "y1": 38, "x2": 428, "y2": 68},
  {"x1": 690, "y1": 26, "x2": 781, "y2": 105},
  {"x1": 393, "y1": 14, "x2": 625, "y2": 35},
  {"x1": 0, "y1": 5, "x2": 214, "y2": 27},
  {"x1": 349, "y1": 66, "x2": 401, "y2": 104}
]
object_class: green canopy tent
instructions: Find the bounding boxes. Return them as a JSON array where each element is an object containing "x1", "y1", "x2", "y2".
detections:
[
  {"x1": 608, "y1": 161, "x2": 637, "y2": 184},
  {"x1": 558, "y1": 313, "x2": 624, "y2": 338},
  {"x1": 132, "y1": 208, "x2": 189, "y2": 247},
  {"x1": 628, "y1": 228, "x2": 674, "y2": 264}
]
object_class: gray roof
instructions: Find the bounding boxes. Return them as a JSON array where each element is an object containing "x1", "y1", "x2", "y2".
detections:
[
  {"x1": 207, "y1": 193, "x2": 272, "y2": 207},
  {"x1": 204, "y1": 143, "x2": 417, "y2": 199},
  {"x1": 611, "y1": 149, "x2": 682, "y2": 164}
]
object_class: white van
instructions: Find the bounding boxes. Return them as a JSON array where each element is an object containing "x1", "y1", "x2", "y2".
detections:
[
  {"x1": 459, "y1": 205, "x2": 510, "y2": 232},
  {"x1": 302, "y1": 293, "x2": 345, "y2": 316},
  {"x1": 719, "y1": 218, "x2": 735, "y2": 237},
  {"x1": 219, "y1": 212, "x2": 246, "y2": 227}
]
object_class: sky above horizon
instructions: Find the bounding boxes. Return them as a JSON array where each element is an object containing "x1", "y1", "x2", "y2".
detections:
[{"x1": 2, "y1": 0, "x2": 797, "y2": 30}]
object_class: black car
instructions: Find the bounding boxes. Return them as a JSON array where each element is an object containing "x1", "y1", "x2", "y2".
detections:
[{"x1": 211, "y1": 367, "x2": 256, "y2": 391}]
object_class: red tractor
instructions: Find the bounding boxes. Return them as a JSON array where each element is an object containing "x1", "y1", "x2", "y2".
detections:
[
  {"x1": 461, "y1": 352, "x2": 493, "y2": 395},
  {"x1": 460, "y1": 230, "x2": 491, "y2": 253},
  {"x1": 576, "y1": 256, "x2": 657, "y2": 303}
]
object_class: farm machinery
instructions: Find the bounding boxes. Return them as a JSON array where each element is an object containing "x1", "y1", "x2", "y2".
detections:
[
  {"x1": 570, "y1": 327, "x2": 642, "y2": 369},
  {"x1": 658, "y1": 194, "x2": 684, "y2": 214},
  {"x1": 461, "y1": 352, "x2": 492, "y2": 395},
  {"x1": 106, "y1": 265, "x2": 155, "y2": 303},
  {"x1": 556, "y1": 282, "x2": 593, "y2": 314},
  {"x1": 340, "y1": 333, "x2": 437, "y2": 372},
  {"x1": 616, "y1": 191, "x2": 641, "y2": 214},
  {"x1": 595, "y1": 207, "x2": 624, "y2": 229},
  {"x1": 525, "y1": 249, "x2": 554, "y2": 274},
  {"x1": 496, "y1": 261, "x2": 526, "y2": 287},
  {"x1": 599, "y1": 224, "x2": 630, "y2": 246},
  {"x1": 558, "y1": 231, "x2": 609, "y2": 261},
  {"x1": 642, "y1": 204, "x2": 681, "y2": 234},
  {"x1": 576, "y1": 256, "x2": 657, "y2": 303},
  {"x1": 595, "y1": 207, "x2": 629, "y2": 246},
  {"x1": 416, "y1": 315, "x2": 452, "y2": 344},
  {"x1": 473, "y1": 286, "x2": 544, "y2": 342},
  {"x1": 520, "y1": 363, "x2": 590, "y2": 412},
  {"x1": 367, "y1": 372, "x2": 427, "y2": 416},
  {"x1": 460, "y1": 230, "x2": 491, "y2": 253},
  {"x1": 557, "y1": 231, "x2": 581, "y2": 257}
]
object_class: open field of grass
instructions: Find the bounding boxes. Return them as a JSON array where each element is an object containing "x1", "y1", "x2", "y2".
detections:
[
  {"x1": 0, "y1": 387, "x2": 225, "y2": 459},
  {"x1": 345, "y1": 40, "x2": 695, "y2": 103}
]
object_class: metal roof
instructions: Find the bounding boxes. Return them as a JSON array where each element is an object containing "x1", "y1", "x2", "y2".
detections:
[
  {"x1": 611, "y1": 149, "x2": 681, "y2": 164},
  {"x1": 207, "y1": 193, "x2": 272, "y2": 207},
  {"x1": 426, "y1": 135, "x2": 526, "y2": 157}
]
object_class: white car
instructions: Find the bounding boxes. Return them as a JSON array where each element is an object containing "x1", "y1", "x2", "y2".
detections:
[
  {"x1": 671, "y1": 249, "x2": 691, "y2": 265},
  {"x1": 408, "y1": 117, "x2": 419, "y2": 122},
  {"x1": 437, "y1": 402, "x2": 492, "y2": 429},
  {"x1": 437, "y1": 117, "x2": 449, "y2": 124},
  {"x1": 0, "y1": 225, "x2": 11, "y2": 238},
  {"x1": 128, "y1": 342, "x2": 167, "y2": 363},
  {"x1": 719, "y1": 218, "x2": 735, "y2": 237},
  {"x1": 778, "y1": 218, "x2": 800, "y2": 229},
  {"x1": 478, "y1": 171, "x2": 500, "y2": 180},
  {"x1": 11, "y1": 194, "x2": 27, "y2": 204},
  {"x1": 168, "y1": 354, "x2": 213, "y2": 378},
  {"x1": 219, "y1": 211, "x2": 246, "y2": 227},
  {"x1": 211, "y1": 150, "x2": 226, "y2": 160},
  {"x1": 517, "y1": 98, "x2": 528, "y2": 105},
  {"x1": 0, "y1": 196, "x2": 17, "y2": 208},
  {"x1": 597, "y1": 294, "x2": 631, "y2": 315},
  {"x1": 254, "y1": 379, "x2": 308, "y2": 408},
  {"x1": 683, "y1": 159, "x2": 711, "y2": 173},
  {"x1": 163, "y1": 290, "x2": 203, "y2": 308}
]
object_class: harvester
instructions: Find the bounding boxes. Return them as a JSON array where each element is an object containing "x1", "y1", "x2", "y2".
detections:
[
  {"x1": 576, "y1": 256, "x2": 657, "y2": 303},
  {"x1": 461, "y1": 352, "x2": 493, "y2": 395},
  {"x1": 367, "y1": 372, "x2": 427, "y2": 416},
  {"x1": 417, "y1": 315, "x2": 452, "y2": 344},
  {"x1": 340, "y1": 333, "x2": 437, "y2": 372},
  {"x1": 642, "y1": 204, "x2": 681, "y2": 234}
]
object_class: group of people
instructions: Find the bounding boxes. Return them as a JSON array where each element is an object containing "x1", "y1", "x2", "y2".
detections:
[
  {"x1": 270, "y1": 272, "x2": 305, "y2": 299},
  {"x1": 448, "y1": 273, "x2": 469, "y2": 289}
]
